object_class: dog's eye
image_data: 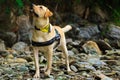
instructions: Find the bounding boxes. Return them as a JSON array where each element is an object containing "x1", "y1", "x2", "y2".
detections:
[{"x1": 39, "y1": 6, "x2": 42, "y2": 9}]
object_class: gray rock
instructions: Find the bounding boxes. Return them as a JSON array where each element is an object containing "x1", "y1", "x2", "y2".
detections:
[
  {"x1": 87, "y1": 57, "x2": 106, "y2": 67},
  {"x1": 68, "y1": 50, "x2": 75, "y2": 56},
  {"x1": 16, "y1": 15, "x2": 32, "y2": 44},
  {"x1": 100, "y1": 24, "x2": 120, "y2": 40},
  {"x1": 0, "y1": 51, "x2": 9, "y2": 57},
  {"x1": 19, "y1": 65, "x2": 29, "y2": 72},
  {"x1": 0, "y1": 39, "x2": 6, "y2": 51},
  {"x1": 0, "y1": 32, "x2": 17, "y2": 47},
  {"x1": 12, "y1": 42, "x2": 27, "y2": 51},
  {"x1": 70, "y1": 65, "x2": 78, "y2": 72},
  {"x1": 6, "y1": 32, "x2": 17, "y2": 46},
  {"x1": 78, "y1": 62, "x2": 96, "y2": 71},
  {"x1": 108, "y1": 24, "x2": 120, "y2": 39},
  {"x1": 102, "y1": 77, "x2": 113, "y2": 80},
  {"x1": 71, "y1": 24, "x2": 100, "y2": 39},
  {"x1": 86, "y1": 78, "x2": 94, "y2": 80}
]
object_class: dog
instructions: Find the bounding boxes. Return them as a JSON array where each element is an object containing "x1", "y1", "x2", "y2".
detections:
[{"x1": 31, "y1": 4, "x2": 72, "y2": 78}]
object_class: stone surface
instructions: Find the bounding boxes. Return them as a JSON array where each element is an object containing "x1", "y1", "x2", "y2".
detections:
[
  {"x1": 0, "y1": 32, "x2": 16, "y2": 47},
  {"x1": 69, "y1": 24, "x2": 100, "y2": 39},
  {"x1": 82, "y1": 41, "x2": 102, "y2": 55},
  {"x1": 100, "y1": 23, "x2": 120, "y2": 40},
  {"x1": 0, "y1": 39, "x2": 6, "y2": 51},
  {"x1": 0, "y1": 40, "x2": 119, "y2": 80},
  {"x1": 70, "y1": 65, "x2": 78, "y2": 72},
  {"x1": 16, "y1": 15, "x2": 32, "y2": 44},
  {"x1": 12, "y1": 42, "x2": 27, "y2": 51}
]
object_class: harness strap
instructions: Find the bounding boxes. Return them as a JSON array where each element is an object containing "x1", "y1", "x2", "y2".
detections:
[{"x1": 32, "y1": 29, "x2": 60, "y2": 47}]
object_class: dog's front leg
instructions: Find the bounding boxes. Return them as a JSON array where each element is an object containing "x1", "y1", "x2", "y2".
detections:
[
  {"x1": 33, "y1": 47, "x2": 40, "y2": 78},
  {"x1": 45, "y1": 48, "x2": 53, "y2": 76}
]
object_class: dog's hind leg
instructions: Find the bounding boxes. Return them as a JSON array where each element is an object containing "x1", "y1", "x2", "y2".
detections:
[{"x1": 61, "y1": 44, "x2": 71, "y2": 72}]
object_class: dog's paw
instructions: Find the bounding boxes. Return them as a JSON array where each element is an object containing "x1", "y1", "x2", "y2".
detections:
[
  {"x1": 33, "y1": 73, "x2": 40, "y2": 78},
  {"x1": 67, "y1": 70, "x2": 75, "y2": 75},
  {"x1": 44, "y1": 70, "x2": 50, "y2": 76},
  {"x1": 67, "y1": 67, "x2": 72, "y2": 73}
]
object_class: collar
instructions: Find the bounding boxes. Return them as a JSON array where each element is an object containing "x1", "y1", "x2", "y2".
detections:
[{"x1": 34, "y1": 24, "x2": 51, "y2": 33}]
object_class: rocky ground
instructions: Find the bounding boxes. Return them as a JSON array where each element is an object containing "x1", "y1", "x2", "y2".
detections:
[
  {"x1": 0, "y1": 15, "x2": 120, "y2": 80},
  {"x1": 0, "y1": 39, "x2": 120, "y2": 80}
]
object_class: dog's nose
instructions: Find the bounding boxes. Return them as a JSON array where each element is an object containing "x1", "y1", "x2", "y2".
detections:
[{"x1": 32, "y1": 4, "x2": 35, "y2": 7}]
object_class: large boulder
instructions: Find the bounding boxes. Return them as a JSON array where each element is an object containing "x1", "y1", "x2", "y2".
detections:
[
  {"x1": 99, "y1": 24, "x2": 120, "y2": 39},
  {"x1": 69, "y1": 23, "x2": 100, "y2": 40},
  {"x1": 0, "y1": 31, "x2": 16, "y2": 47},
  {"x1": 16, "y1": 15, "x2": 32, "y2": 44}
]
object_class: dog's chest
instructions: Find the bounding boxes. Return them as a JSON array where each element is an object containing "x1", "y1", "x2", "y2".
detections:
[{"x1": 32, "y1": 30, "x2": 55, "y2": 42}]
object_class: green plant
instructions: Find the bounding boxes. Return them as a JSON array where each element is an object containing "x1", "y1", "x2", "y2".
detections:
[
  {"x1": 103, "y1": 0, "x2": 120, "y2": 26},
  {"x1": 0, "y1": 0, "x2": 30, "y2": 15}
]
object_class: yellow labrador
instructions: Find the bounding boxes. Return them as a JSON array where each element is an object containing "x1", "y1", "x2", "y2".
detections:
[{"x1": 32, "y1": 4, "x2": 72, "y2": 78}]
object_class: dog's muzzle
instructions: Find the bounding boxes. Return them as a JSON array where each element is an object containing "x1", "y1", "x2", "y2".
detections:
[
  {"x1": 30, "y1": 4, "x2": 39, "y2": 17},
  {"x1": 33, "y1": 11, "x2": 39, "y2": 17},
  {"x1": 30, "y1": 9, "x2": 39, "y2": 17}
]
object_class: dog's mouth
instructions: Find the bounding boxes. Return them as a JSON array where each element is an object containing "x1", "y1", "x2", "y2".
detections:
[
  {"x1": 33, "y1": 11, "x2": 39, "y2": 17},
  {"x1": 31, "y1": 9, "x2": 39, "y2": 17}
]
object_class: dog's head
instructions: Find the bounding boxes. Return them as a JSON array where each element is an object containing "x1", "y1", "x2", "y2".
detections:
[{"x1": 32, "y1": 4, "x2": 53, "y2": 18}]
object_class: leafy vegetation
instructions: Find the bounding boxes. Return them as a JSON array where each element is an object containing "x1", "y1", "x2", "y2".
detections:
[{"x1": 0, "y1": 0, "x2": 120, "y2": 25}]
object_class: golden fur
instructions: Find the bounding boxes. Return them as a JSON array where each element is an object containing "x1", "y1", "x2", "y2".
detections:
[{"x1": 32, "y1": 4, "x2": 72, "y2": 78}]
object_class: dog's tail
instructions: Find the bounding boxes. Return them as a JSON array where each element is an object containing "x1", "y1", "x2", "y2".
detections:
[{"x1": 62, "y1": 25, "x2": 72, "y2": 33}]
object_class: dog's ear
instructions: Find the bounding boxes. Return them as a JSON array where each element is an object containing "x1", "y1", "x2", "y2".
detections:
[{"x1": 44, "y1": 9, "x2": 53, "y2": 17}]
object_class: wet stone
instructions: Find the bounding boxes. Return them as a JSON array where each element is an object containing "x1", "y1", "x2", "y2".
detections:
[
  {"x1": 68, "y1": 50, "x2": 75, "y2": 56},
  {"x1": 19, "y1": 65, "x2": 29, "y2": 72},
  {"x1": 87, "y1": 57, "x2": 107, "y2": 67},
  {"x1": 70, "y1": 65, "x2": 78, "y2": 72},
  {"x1": 0, "y1": 51, "x2": 9, "y2": 57},
  {"x1": 77, "y1": 62, "x2": 96, "y2": 71}
]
